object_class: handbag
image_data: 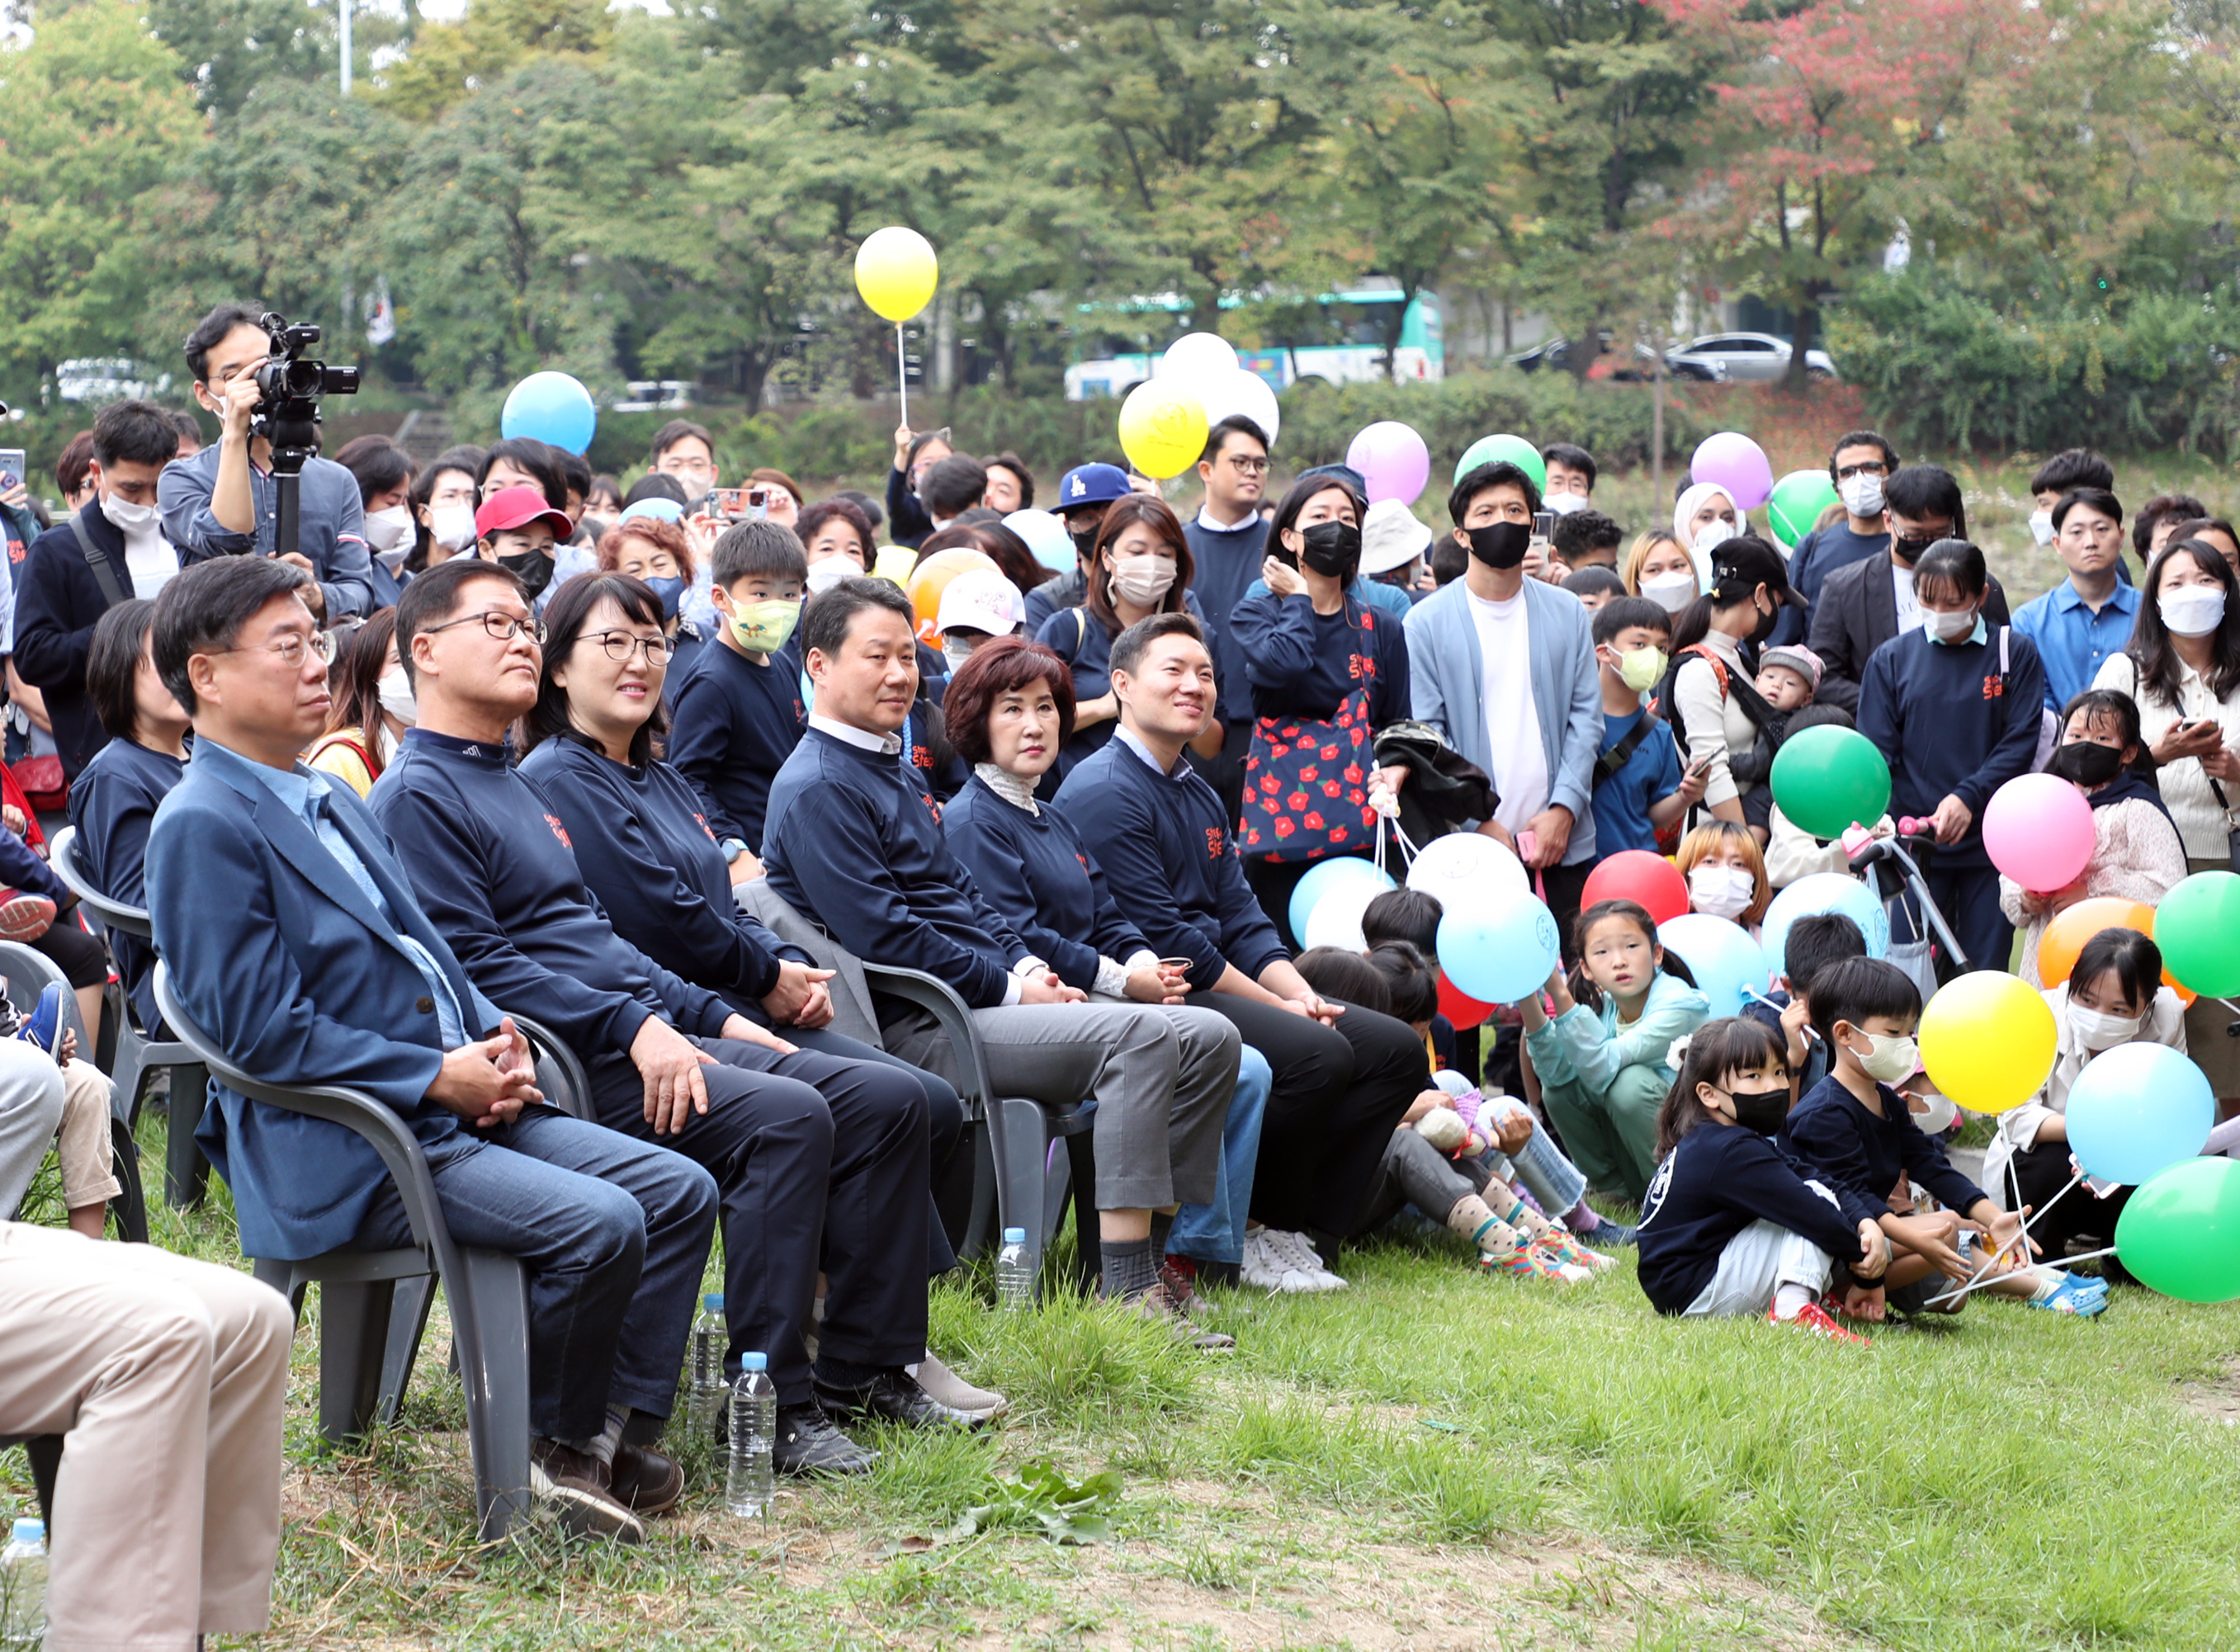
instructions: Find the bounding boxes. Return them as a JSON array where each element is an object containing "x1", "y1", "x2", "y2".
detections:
[
  {"x1": 1239, "y1": 612, "x2": 1387, "y2": 864},
  {"x1": 7, "y1": 755, "x2": 64, "y2": 815}
]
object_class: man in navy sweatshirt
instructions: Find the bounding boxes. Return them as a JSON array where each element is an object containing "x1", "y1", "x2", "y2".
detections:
[
  {"x1": 1184, "y1": 417, "x2": 1272, "y2": 827},
  {"x1": 370, "y1": 559, "x2": 978, "y2": 1478},
  {"x1": 761, "y1": 579, "x2": 1243, "y2": 1334},
  {"x1": 1054, "y1": 612, "x2": 1426, "y2": 1289}
]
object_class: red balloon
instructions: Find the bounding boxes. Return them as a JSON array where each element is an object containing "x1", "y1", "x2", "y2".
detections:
[
  {"x1": 1580, "y1": 849, "x2": 1689, "y2": 925},
  {"x1": 1438, "y1": 970, "x2": 1496, "y2": 1031}
]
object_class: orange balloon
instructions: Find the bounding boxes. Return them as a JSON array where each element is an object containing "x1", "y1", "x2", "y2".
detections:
[
  {"x1": 903, "y1": 547, "x2": 998, "y2": 644},
  {"x1": 2039, "y1": 896, "x2": 2192, "y2": 1004}
]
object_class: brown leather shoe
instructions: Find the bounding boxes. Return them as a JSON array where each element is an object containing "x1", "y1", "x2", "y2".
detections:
[
  {"x1": 607, "y1": 1441, "x2": 685, "y2": 1516},
  {"x1": 529, "y1": 1438, "x2": 645, "y2": 1542}
]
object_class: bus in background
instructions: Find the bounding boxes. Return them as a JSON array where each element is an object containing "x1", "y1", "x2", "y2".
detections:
[{"x1": 1063, "y1": 286, "x2": 1443, "y2": 399}]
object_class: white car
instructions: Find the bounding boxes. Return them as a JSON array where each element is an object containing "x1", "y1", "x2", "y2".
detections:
[{"x1": 1666, "y1": 332, "x2": 1839, "y2": 383}]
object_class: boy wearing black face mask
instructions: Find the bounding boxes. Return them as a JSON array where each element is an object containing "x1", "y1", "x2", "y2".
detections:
[{"x1": 1401, "y1": 460, "x2": 1605, "y2": 954}]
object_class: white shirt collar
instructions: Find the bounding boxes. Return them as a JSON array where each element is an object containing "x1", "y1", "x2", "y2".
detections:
[
  {"x1": 1115, "y1": 725, "x2": 1179, "y2": 776},
  {"x1": 810, "y1": 713, "x2": 903, "y2": 756},
  {"x1": 1196, "y1": 503, "x2": 1255, "y2": 534}
]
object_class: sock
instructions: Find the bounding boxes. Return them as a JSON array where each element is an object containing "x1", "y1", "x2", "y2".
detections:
[
  {"x1": 2028, "y1": 1272, "x2": 2062, "y2": 1302},
  {"x1": 576, "y1": 1404, "x2": 628, "y2": 1467},
  {"x1": 1498, "y1": 1194, "x2": 1555, "y2": 1241},
  {"x1": 1566, "y1": 1199, "x2": 1602, "y2": 1233},
  {"x1": 1771, "y1": 1282, "x2": 1816, "y2": 1321},
  {"x1": 1150, "y1": 1209, "x2": 1175, "y2": 1261},
  {"x1": 1447, "y1": 1194, "x2": 1522, "y2": 1258},
  {"x1": 1101, "y1": 1236, "x2": 1160, "y2": 1300}
]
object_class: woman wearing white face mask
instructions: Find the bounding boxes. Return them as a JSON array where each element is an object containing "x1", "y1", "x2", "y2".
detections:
[
  {"x1": 1036, "y1": 494, "x2": 1218, "y2": 772},
  {"x1": 1675, "y1": 821, "x2": 1771, "y2": 935},
  {"x1": 1858, "y1": 539, "x2": 2046, "y2": 975},
  {"x1": 1986, "y1": 927, "x2": 2186, "y2": 1271},
  {"x1": 306, "y1": 612, "x2": 414, "y2": 799},
  {"x1": 1623, "y1": 530, "x2": 1701, "y2": 617},
  {"x1": 1671, "y1": 482, "x2": 1746, "y2": 588},
  {"x1": 334, "y1": 436, "x2": 418, "y2": 602},
  {"x1": 405, "y1": 448, "x2": 485, "y2": 577},
  {"x1": 2093, "y1": 537, "x2": 2240, "y2": 1102}
]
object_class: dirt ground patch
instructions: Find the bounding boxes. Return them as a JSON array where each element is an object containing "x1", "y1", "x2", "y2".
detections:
[{"x1": 2177, "y1": 1357, "x2": 2240, "y2": 1428}]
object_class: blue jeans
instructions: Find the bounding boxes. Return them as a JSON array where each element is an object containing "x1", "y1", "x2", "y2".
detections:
[
  {"x1": 352, "y1": 1105, "x2": 719, "y2": 1442},
  {"x1": 1168, "y1": 1045, "x2": 1271, "y2": 1266}
]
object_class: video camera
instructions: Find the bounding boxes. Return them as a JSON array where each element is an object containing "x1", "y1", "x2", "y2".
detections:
[{"x1": 248, "y1": 311, "x2": 359, "y2": 478}]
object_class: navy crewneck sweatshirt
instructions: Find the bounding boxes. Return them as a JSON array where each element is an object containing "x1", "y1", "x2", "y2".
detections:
[
  {"x1": 665, "y1": 635, "x2": 806, "y2": 850},
  {"x1": 1185, "y1": 512, "x2": 1271, "y2": 725},
  {"x1": 1856, "y1": 625, "x2": 2045, "y2": 866},
  {"x1": 942, "y1": 776, "x2": 1152, "y2": 993},
  {"x1": 762, "y1": 727, "x2": 1033, "y2": 1008},
  {"x1": 1781, "y1": 1072, "x2": 1987, "y2": 1220},
  {"x1": 369, "y1": 728, "x2": 736, "y2": 1057}
]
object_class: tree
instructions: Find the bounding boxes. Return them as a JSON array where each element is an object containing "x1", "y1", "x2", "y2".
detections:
[{"x1": 0, "y1": 2, "x2": 202, "y2": 392}]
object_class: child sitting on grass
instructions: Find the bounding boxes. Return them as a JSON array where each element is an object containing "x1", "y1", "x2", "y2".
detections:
[
  {"x1": 1518, "y1": 899, "x2": 1712, "y2": 1204},
  {"x1": 1636, "y1": 1016, "x2": 1886, "y2": 1343},
  {"x1": 1294, "y1": 946, "x2": 1610, "y2": 1282},
  {"x1": 1782, "y1": 958, "x2": 2105, "y2": 1320}
]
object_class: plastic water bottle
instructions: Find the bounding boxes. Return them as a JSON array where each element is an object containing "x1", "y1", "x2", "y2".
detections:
[
  {"x1": 996, "y1": 1226, "x2": 1033, "y2": 1310},
  {"x1": 1, "y1": 1517, "x2": 46, "y2": 1650},
  {"x1": 725, "y1": 1353, "x2": 776, "y2": 1519},
  {"x1": 688, "y1": 1291, "x2": 727, "y2": 1439}
]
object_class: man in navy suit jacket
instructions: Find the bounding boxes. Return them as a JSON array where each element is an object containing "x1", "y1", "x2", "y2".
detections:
[{"x1": 145, "y1": 555, "x2": 718, "y2": 1545}]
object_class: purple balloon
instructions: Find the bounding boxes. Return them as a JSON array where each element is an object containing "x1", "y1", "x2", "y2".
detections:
[
  {"x1": 1345, "y1": 421, "x2": 1431, "y2": 507},
  {"x1": 1690, "y1": 431, "x2": 1775, "y2": 512}
]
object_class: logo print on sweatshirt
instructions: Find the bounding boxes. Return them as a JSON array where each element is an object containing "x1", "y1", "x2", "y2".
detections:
[
  {"x1": 1981, "y1": 675, "x2": 2005, "y2": 701},
  {"x1": 545, "y1": 813, "x2": 574, "y2": 849},
  {"x1": 1205, "y1": 826, "x2": 1224, "y2": 860}
]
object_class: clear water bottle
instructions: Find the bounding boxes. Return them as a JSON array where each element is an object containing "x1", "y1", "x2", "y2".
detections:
[
  {"x1": 725, "y1": 1352, "x2": 776, "y2": 1519},
  {"x1": 1, "y1": 1517, "x2": 46, "y2": 1650},
  {"x1": 688, "y1": 1291, "x2": 727, "y2": 1439},
  {"x1": 996, "y1": 1226, "x2": 1033, "y2": 1310}
]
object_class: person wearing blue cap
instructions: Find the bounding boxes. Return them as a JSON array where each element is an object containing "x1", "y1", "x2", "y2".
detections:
[{"x1": 1023, "y1": 462, "x2": 1132, "y2": 633}]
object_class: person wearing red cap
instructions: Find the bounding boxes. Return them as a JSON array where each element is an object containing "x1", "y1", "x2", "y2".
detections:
[{"x1": 475, "y1": 485, "x2": 574, "y2": 608}]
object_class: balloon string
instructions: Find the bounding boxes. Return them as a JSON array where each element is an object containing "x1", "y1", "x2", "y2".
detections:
[
  {"x1": 1924, "y1": 1246, "x2": 2117, "y2": 1308},
  {"x1": 897, "y1": 323, "x2": 909, "y2": 430},
  {"x1": 1921, "y1": 1168, "x2": 2085, "y2": 1305}
]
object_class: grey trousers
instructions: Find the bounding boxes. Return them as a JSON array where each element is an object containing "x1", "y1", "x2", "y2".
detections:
[
  {"x1": 1352, "y1": 1126, "x2": 1490, "y2": 1239},
  {"x1": 881, "y1": 997, "x2": 1241, "y2": 1211},
  {"x1": 0, "y1": 1041, "x2": 68, "y2": 1218}
]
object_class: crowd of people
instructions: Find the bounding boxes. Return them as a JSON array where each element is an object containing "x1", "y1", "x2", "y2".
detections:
[{"x1": 2, "y1": 297, "x2": 2238, "y2": 1645}]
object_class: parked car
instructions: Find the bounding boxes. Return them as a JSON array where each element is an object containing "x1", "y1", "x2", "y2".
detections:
[
  {"x1": 1507, "y1": 333, "x2": 1724, "y2": 382},
  {"x1": 1666, "y1": 332, "x2": 1839, "y2": 383}
]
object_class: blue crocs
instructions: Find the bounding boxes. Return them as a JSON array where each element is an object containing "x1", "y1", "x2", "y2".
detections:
[{"x1": 2027, "y1": 1272, "x2": 2107, "y2": 1317}]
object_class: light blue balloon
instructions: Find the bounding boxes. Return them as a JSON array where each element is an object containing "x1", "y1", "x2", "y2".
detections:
[
  {"x1": 1760, "y1": 873, "x2": 1889, "y2": 981},
  {"x1": 2067, "y1": 1041, "x2": 2214, "y2": 1186},
  {"x1": 1656, "y1": 913, "x2": 1770, "y2": 1017},
  {"x1": 1288, "y1": 857, "x2": 1395, "y2": 946},
  {"x1": 1005, "y1": 509, "x2": 1077, "y2": 575},
  {"x1": 501, "y1": 371, "x2": 598, "y2": 455},
  {"x1": 1438, "y1": 889, "x2": 1562, "y2": 1005}
]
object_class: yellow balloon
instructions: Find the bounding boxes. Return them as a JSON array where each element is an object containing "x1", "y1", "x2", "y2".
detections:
[
  {"x1": 854, "y1": 227, "x2": 939, "y2": 323},
  {"x1": 871, "y1": 544, "x2": 919, "y2": 588},
  {"x1": 1917, "y1": 970, "x2": 2058, "y2": 1114},
  {"x1": 1117, "y1": 380, "x2": 1209, "y2": 481}
]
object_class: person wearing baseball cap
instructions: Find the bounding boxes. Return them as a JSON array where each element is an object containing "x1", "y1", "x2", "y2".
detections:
[
  {"x1": 1359, "y1": 498, "x2": 1434, "y2": 600},
  {"x1": 1023, "y1": 463, "x2": 1132, "y2": 634},
  {"x1": 1669, "y1": 534, "x2": 1805, "y2": 842},
  {"x1": 475, "y1": 484, "x2": 575, "y2": 606},
  {"x1": 933, "y1": 569, "x2": 1025, "y2": 674}
]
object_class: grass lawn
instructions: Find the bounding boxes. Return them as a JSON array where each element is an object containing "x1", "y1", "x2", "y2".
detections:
[{"x1": 11, "y1": 1114, "x2": 2240, "y2": 1651}]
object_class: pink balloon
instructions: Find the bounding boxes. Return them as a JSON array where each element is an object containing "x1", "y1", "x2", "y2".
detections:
[
  {"x1": 1982, "y1": 772, "x2": 2097, "y2": 893},
  {"x1": 1690, "y1": 431, "x2": 1775, "y2": 512},
  {"x1": 1345, "y1": 421, "x2": 1431, "y2": 507}
]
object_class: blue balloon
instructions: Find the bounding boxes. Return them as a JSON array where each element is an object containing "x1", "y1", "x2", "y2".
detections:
[
  {"x1": 1438, "y1": 888, "x2": 1562, "y2": 1005},
  {"x1": 501, "y1": 371, "x2": 598, "y2": 455},
  {"x1": 1760, "y1": 873, "x2": 1889, "y2": 981},
  {"x1": 1656, "y1": 913, "x2": 1770, "y2": 1017},
  {"x1": 1288, "y1": 857, "x2": 1395, "y2": 946},
  {"x1": 1005, "y1": 510, "x2": 1077, "y2": 575},
  {"x1": 2066, "y1": 1041, "x2": 2214, "y2": 1186}
]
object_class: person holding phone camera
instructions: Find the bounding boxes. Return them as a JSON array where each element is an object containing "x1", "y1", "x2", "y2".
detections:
[{"x1": 157, "y1": 302, "x2": 376, "y2": 628}]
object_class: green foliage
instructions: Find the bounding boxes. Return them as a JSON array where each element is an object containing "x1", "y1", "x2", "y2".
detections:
[
  {"x1": 1828, "y1": 271, "x2": 2240, "y2": 458},
  {"x1": 939, "y1": 1457, "x2": 1123, "y2": 1545}
]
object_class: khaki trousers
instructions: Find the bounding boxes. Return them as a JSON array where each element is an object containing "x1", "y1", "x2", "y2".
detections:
[{"x1": 0, "y1": 1224, "x2": 291, "y2": 1650}]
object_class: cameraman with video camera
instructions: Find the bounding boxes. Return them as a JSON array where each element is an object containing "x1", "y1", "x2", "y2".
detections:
[{"x1": 158, "y1": 301, "x2": 375, "y2": 627}]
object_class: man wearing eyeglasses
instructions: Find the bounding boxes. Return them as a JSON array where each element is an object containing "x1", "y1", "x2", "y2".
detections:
[
  {"x1": 145, "y1": 555, "x2": 721, "y2": 1545},
  {"x1": 1768, "y1": 431, "x2": 1898, "y2": 649},
  {"x1": 370, "y1": 559, "x2": 976, "y2": 1484},
  {"x1": 1182, "y1": 414, "x2": 1273, "y2": 827}
]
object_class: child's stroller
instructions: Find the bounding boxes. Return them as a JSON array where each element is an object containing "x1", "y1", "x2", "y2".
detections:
[{"x1": 1848, "y1": 819, "x2": 1972, "y2": 994}]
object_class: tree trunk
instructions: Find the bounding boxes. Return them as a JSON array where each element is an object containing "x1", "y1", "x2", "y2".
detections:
[{"x1": 1784, "y1": 286, "x2": 1820, "y2": 389}]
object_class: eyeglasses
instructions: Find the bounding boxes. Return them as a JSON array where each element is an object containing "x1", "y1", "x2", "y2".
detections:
[
  {"x1": 423, "y1": 610, "x2": 546, "y2": 646},
  {"x1": 589, "y1": 630, "x2": 673, "y2": 664},
  {"x1": 1224, "y1": 455, "x2": 1270, "y2": 476},
  {"x1": 212, "y1": 630, "x2": 337, "y2": 668},
  {"x1": 1835, "y1": 461, "x2": 1888, "y2": 479}
]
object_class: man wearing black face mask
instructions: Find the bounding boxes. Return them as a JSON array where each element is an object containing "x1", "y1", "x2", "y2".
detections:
[
  {"x1": 1402, "y1": 461, "x2": 1604, "y2": 952},
  {"x1": 1023, "y1": 463, "x2": 1132, "y2": 635}
]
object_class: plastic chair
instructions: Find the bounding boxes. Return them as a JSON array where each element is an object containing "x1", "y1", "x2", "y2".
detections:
[
  {"x1": 154, "y1": 963, "x2": 535, "y2": 1542},
  {"x1": 0, "y1": 938, "x2": 146, "y2": 1244},
  {"x1": 47, "y1": 827, "x2": 211, "y2": 1208}
]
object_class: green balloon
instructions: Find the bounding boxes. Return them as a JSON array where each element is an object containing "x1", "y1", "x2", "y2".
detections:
[
  {"x1": 2153, "y1": 871, "x2": 2240, "y2": 997},
  {"x1": 1770, "y1": 724, "x2": 1892, "y2": 841},
  {"x1": 1767, "y1": 469, "x2": 1839, "y2": 550},
  {"x1": 2115, "y1": 1157, "x2": 2240, "y2": 1302},
  {"x1": 1453, "y1": 433, "x2": 1547, "y2": 494}
]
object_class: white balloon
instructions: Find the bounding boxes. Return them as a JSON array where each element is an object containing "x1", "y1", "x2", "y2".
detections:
[
  {"x1": 1406, "y1": 831, "x2": 1528, "y2": 915},
  {"x1": 1195, "y1": 364, "x2": 1282, "y2": 450},
  {"x1": 1302, "y1": 881, "x2": 1381, "y2": 953},
  {"x1": 1158, "y1": 332, "x2": 1239, "y2": 383}
]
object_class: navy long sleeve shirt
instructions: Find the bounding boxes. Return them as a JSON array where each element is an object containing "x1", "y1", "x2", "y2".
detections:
[
  {"x1": 1636, "y1": 1123, "x2": 1881, "y2": 1315},
  {"x1": 941, "y1": 776, "x2": 1152, "y2": 994},
  {"x1": 14, "y1": 503, "x2": 133, "y2": 778},
  {"x1": 517, "y1": 735, "x2": 806, "y2": 1009},
  {"x1": 1780, "y1": 1073, "x2": 1989, "y2": 1220},
  {"x1": 664, "y1": 635, "x2": 806, "y2": 850},
  {"x1": 1037, "y1": 590, "x2": 1212, "y2": 767},
  {"x1": 762, "y1": 726, "x2": 1033, "y2": 1009},
  {"x1": 1226, "y1": 592, "x2": 1411, "y2": 724},
  {"x1": 1184, "y1": 514, "x2": 1271, "y2": 725},
  {"x1": 1053, "y1": 733, "x2": 1288, "y2": 991},
  {"x1": 66, "y1": 735, "x2": 186, "y2": 1033},
  {"x1": 369, "y1": 729, "x2": 735, "y2": 1058},
  {"x1": 1856, "y1": 622, "x2": 2046, "y2": 867}
]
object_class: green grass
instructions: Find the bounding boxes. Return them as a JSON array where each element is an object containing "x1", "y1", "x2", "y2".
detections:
[{"x1": 11, "y1": 1106, "x2": 2240, "y2": 1649}]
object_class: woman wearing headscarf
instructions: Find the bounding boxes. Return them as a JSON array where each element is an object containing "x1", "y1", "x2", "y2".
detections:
[{"x1": 1672, "y1": 481, "x2": 1746, "y2": 588}]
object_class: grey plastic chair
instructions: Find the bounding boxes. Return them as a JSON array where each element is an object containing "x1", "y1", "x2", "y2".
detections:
[
  {"x1": 47, "y1": 826, "x2": 211, "y2": 1208},
  {"x1": 154, "y1": 962, "x2": 535, "y2": 1542}
]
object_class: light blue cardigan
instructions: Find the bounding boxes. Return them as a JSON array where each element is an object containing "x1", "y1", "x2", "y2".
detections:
[{"x1": 1400, "y1": 574, "x2": 1605, "y2": 864}]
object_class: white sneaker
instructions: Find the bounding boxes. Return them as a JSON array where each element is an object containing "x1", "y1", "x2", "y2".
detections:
[
  {"x1": 1240, "y1": 1228, "x2": 1318, "y2": 1293},
  {"x1": 1262, "y1": 1228, "x2": 1349, "y2": 1292}
]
